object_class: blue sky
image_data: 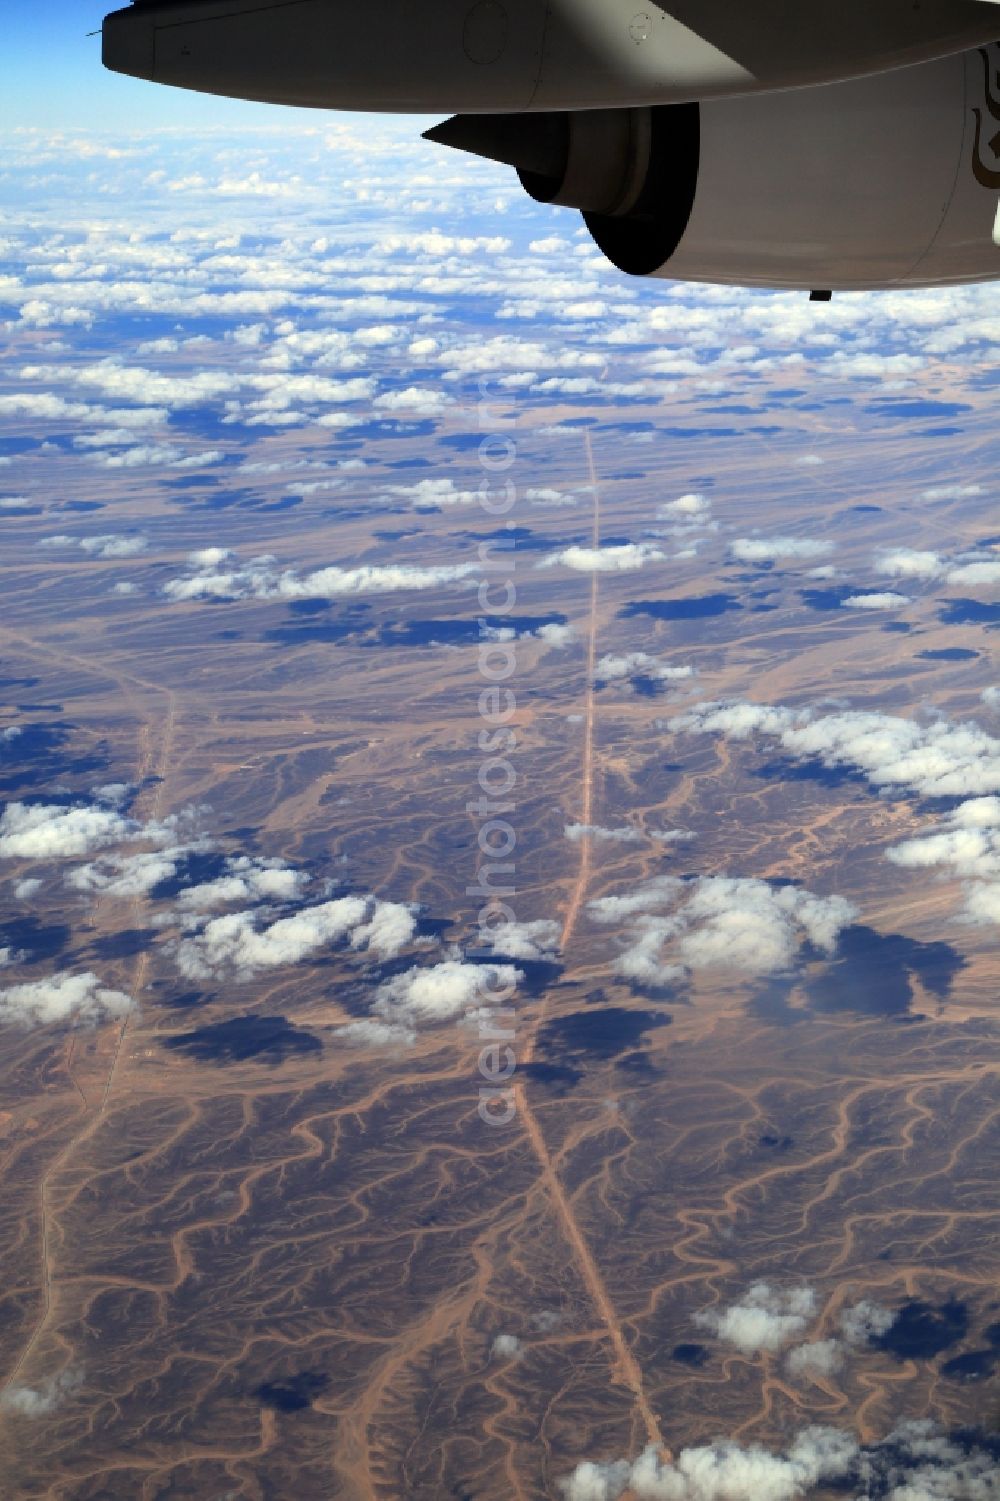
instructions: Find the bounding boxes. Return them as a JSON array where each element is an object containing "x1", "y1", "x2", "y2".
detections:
[{"x1": 3, "y1": 0, "x2": 339, "y2": 130}]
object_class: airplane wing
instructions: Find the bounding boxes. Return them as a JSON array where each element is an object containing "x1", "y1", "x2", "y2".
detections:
[
  {"x1": 636, "y1": 0, "x2": 1000, "y2": 93},
  {"x1": 103, "y1": 0, "x2": 1000, "y2": 113}
]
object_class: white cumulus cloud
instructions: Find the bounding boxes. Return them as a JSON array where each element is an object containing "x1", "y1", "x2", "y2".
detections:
[
  {"x1": 566, "y1": 824, "x2": 643, "y2": 844},
  {"x1": 1, "y1": 1367, "x2": 84, "y2": 1416},
  {"x1": 164, "y1": 554, "x2": 479, "y2": 602},
  {"x1": 373, "y1": 959, "x2": 521, "y2": 1027},
  {"x1": 173, "y1": 895, "x2": 416, "y2": 980},
  {"x1": 536, "y1": 622, "x2": 576, "y2": 647},
  {"x1": 668, "y1": 701, "x2": 1000, "y2": 800},
  {"x1": 561, "y1": 1421, "x2": 1000, "y2": 1501},
  {"x1": 479, "y1": 919, "x2": 560, "y2": 960},
  {"x1": 730, "y1": 537, "x2": 832, "y2": 564},
  {"x1": 589, "y1": 877, "x2": 855, "y2": 987},
  {"x1": 491, "y1": 1334, "x2": 524, "y2": 1360},
  {"x1": 841, "y1": 591, "x2": 910, "y2": 610},
  {"x1": 694, "y1": 1283, "x2": 817, "y2": 1354},
  {"x1": 785, "y1": 1339, "x2": 845, "y2": 1380},
  {"x1": 875, "y1": 548, "x2": 942, "y2": 580},
  {"x1": 539, "y1": 543, "x2": 665, "y2": 573},
  {"x1": 0, "y1": 972, "x2": 134, "y2": 1029},
  {"x1": 595, "y1": 652, "x2": 693, "y2": 686},
  {"x1": 561, "y1": 1426, "x2": 856, "y2": 1501},
  {"x1": 0, "y1": 801, "x2": 144, "y2": 860}
]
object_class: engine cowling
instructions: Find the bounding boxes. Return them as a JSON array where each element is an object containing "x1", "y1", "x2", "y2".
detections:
[{"x1": 431, "y1": 42, "x2": 1000, "y2": 290}]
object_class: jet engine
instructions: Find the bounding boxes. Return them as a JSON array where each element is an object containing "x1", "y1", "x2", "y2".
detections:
[
  {"x1": 102, "y1": 0, "x2": 1000, "y2": 292},
  {"x1": 429, "y1": 44, "x2": 1000, "y2": 290}
]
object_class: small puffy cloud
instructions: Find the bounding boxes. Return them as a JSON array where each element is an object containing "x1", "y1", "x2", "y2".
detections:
[
  {"x1": 188, "y1": 546, "x2": 232, "y2": 568},
  {"x1": 566, "y1": 824, "x2": 643, "y2": 844},
  {"x1": 838, "y1": 1299, "x2": 895, "y2": 1345},
  {"x1": 589, "y1": 877, "x2": 855, "y2": 987},
  {"x1": 561, "y1": 1428, "x2": 857, "y2": 1501},
  {"x1": 17, "y1": 300, "x2": 93, "y2": 329},
  {"x1": 886, "y1": 796, "x2": 1000, "y2": 926},
  {"x1": 0, "y1": 394, "x2": 166, "y2": 427},
  {"x1": 561, "y1": 1423, "x2": 999, "y2": 1501},
  {"x1": 875, "y1": 548, "x2": 942, "y2": 580},
  {"x1": 22, "y1": 358, "x2": 237, "y2": 410},
  {"x1": 946, "y1": 559, "x2": 1000, "y2": 586},
  {"x1": 525, "y1": 487, "x2": 576, "y2": 507},
  {"x1": 480, "y1": 919, "x2": 560, "y2": 960},
  {"x1": 373, "y1": 959, "x2": 521, "y2": 1027},
  {"x1": 921, "y1": 483, "x2": 983, "y2": 501},
  {"x1": 668, "y1": 701, "x2": 1000, "y2": 800},
  {"x1": 350, "y1": 899, "x2": 420, "y2": 960},
  {"x1": 93, "y1": 783, "x2": 132, "y2": 806},
  {"x1": 491, "y1": 1334, "x2": 523, "y2": 1360},
  {"x1": 337, "y1": 1018, "x2": 417, "y2": 1049},
  {"x1": 94, "y1": 446, "x2": 223, "y2": 471},
  {"x1": 436, "y1": 331, "x2": 599, "y2": 378},
  {"x1": 875, "y1": 545, "x2": 1000, "y2": 587},
  {"x1": 173, "y1": 895, "x2": 416, "y2": 980},
  {"x1": 828, "y1": 351, "x2": 924, "y2": 379},
  {"x1": 230, "y1": 322, "x2": 267, "y2": 346},
  {"x1": 658, "y1": 493, "x2": 711, "y2": 523},
  {"x1": 38, "y1": 533, "x2": 148, "y2": 560},
  {"x1": 1, "y1": 1367, "x2": 83, "y2": 1416},
  {"x1": 694, "y1": 1283, "x2": 816, "y2": 1354},
  {"x1": 0, "y1": 972, "x2": 134, "y2": 1029},
  {"x1": 216, "y1": 170, "x2": 304, "y2": 198},
  {"x1": 531, "y1": 1309, "x2": 562, "y2": 1332},
  {"x1": 385, "y1": 477, "x2": 479, "y2": 510},
  {"x1": 0, "y1": 801, "x2": 142, "y2": 860},
  {"x1": 785, "y1": 1339, "x2": 845, "y2": 1380},
  {"x1": 595, "y1": 652, "x2": 693, "y2": 686},
  {"x1": 887, "y1": 796, "x2": 1000, "y2": 874},
  {"x1": 539, "y1": 543, "x2": 665, "y2": 574},
  {"x1": 841, "y1": 591, "x2": 910, "y2": 610},
  {"x1": 559, "y1": 1458, "x2": 631, "y2": 1501},
  {"x1": 13, "y1": 878, "x2": 42, "y2": 900},
  {"x1": 730, "y1": 537, "x2": 832, "y2": 564},
  {"x1": 68, "y1": 847, "x2": 197, "y2": 898},
  {"x1": 486, "y1": 620, "x2": 576, "y2": 649},
  {"x1": 164, "y1": 554, "x2": 479, "y2": 602},
  {"x1": 372, "y1": 386, "x2": 453, "y2": 418},
  {"x1": 377, "y1": 230, "x2": 510, "y2": 257},
  {"x1": 176, "y1": 856, "x2": 310, "y2": 910},
  {"x1": 536, "y1": 622, "x2": 576, "y2": 648},
  {"x1": 961, "y1": 884, "x2": 1000, "y2": 925},
  {"x1": 982, "y1": 687, "x2": 1000, "y2": 712}
]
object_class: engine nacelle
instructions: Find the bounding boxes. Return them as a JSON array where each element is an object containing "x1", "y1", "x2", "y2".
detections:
[{"x1": 433, "y1": 43, "x2": 1000, "y2": 290}]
